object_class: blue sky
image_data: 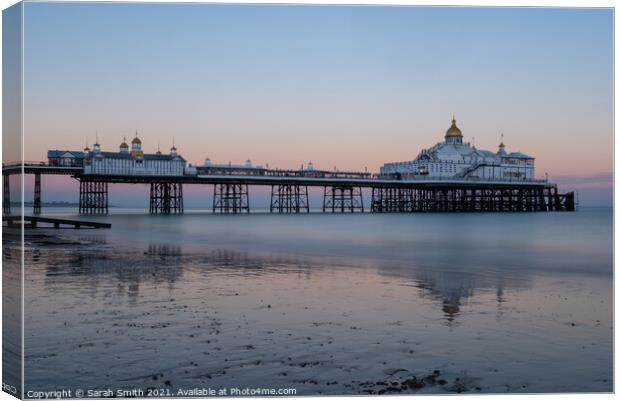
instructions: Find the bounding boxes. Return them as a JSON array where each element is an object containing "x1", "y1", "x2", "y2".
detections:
[{"x1": 16, "y1": 3, "x2": 614, "y2": 206}]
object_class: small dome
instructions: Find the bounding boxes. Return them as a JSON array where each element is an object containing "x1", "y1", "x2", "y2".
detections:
[
  {"x1": 131, "y1": 137, "x2": 141, "y2": 144},
  {"x1": 445, "y1": 117, "x2": 462, "y2": 137},
  {"x1": 120, "y1": 141, "x2": 128, "y2": 148}
]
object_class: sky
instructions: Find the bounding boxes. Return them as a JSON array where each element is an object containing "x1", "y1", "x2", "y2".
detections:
[{"x1": 15, "y1": 3, "x2": 614, "y2": 205}]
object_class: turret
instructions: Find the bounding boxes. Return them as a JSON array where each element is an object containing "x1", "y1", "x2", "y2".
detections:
[
  {"x1": 119, "y1": 137, "x2": 129, "y2": 154},
  {"x1": 131, "y1": 131, "x2": 143, "y2": 158},
  {"x1": 445, "y1": 116, "x2": 463, "y2": 145},
  {"x1": 131, "y1": 131, "x2": 142, "y2": 152}
]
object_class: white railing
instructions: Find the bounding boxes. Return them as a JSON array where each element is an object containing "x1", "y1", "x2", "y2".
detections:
[
  {"x1": 395, "y1": 175, "x2": 547, "y2": 184},
  {"x1": 85, "y1": 168, "x2": 185, "y2": 176}
]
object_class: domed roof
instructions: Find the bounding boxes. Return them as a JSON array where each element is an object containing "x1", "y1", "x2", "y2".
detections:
[
  {"x1": 120, "y1": 138, "x2": 129, "y2": 148},
  {"x1": 131, "y1": 136, "x2": 141, "y2": 144},
  {"x1": 445, "y1": 117, "x2": 462, "y2": 137}
]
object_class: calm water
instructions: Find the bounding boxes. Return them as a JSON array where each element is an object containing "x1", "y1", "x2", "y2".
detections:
[{"x1": 6, "y1": 207, "x2": 613, "y2": 395}]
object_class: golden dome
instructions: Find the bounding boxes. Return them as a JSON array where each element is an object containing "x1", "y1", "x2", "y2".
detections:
[
  {"x1": 120, "y1": 140, "x2": 128, "y2": 148},
  {"x1": 131, "y1": 136, "x2": 141, "y2": 144},
  {"x1": 445, "y1": 117, "x2": 462, "y2": 137}
]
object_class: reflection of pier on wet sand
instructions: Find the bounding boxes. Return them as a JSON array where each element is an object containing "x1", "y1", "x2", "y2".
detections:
[{"x1": 3, "y1": 215, "x2": 110, "y2": 229}]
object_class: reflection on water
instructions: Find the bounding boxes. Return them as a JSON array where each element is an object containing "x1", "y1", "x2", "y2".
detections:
[
  {"x1": 33, "y1": 239, "x2": 522, "y2": 325},
  {"x1": 13, "y1": 208, "x2": 614, "y2": 395}
]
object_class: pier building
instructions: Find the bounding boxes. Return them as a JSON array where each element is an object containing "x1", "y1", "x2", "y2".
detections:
[
  {"x1": 48, "y1": 133, "x2": 187, "y2": 176},
  {"x1": 380, "y1": 117, "x2": 535, "y2": 181},
  {"x1": 47, "y1": 150, "x2": 85, "y2": 167}
]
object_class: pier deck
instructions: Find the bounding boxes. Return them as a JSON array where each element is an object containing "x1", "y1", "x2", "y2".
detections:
[
  {"x1": 3, "y1": 216, "x2": 111, "y2": 229},
  {"x1": 2, "y1": 163, "x2": 576, "y2": 215}
]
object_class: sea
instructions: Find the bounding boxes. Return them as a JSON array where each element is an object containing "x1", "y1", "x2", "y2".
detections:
[{"x1": 3, "y1": 207, "x2": 613, "y2": 395}]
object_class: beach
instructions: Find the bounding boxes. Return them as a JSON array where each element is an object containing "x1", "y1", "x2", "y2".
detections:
[{"x1": 4, "y1": 207, "x2": 613, "y2": 395}]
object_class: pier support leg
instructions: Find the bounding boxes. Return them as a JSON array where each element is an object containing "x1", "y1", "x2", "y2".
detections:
[
  {"x1": 553, "y1": 186, "x2": 560, "y2": 211},
  {"x1": 544, "y1": 185, "x2": 560, "y2": 211},
  {"x1": 213, "y1": 184, "x2": 250, "y2": 213},
  {"x1": 150, "y1": 182, "x2": 184, "y2": 215},
  {"x1": 270, "y1": 184, "x2": 309, "y2": 213},
  {"x1": 371, "y1": 187, "x2": 413, "y2": 212},
  {"x1": 371, "y1": 187, "x2": 381, "y2": 212},
  {"x1": 565, "y1": 192, "x2": 576, "y2": 211},
  {"x1": 3, "y1": 174, "x2": 10, "y2": 215},
  {"x1": 323, "y1": 186, "x2": 363, "y2": 213},
  {"x1": 79, "y1": 180, "x2": 108, "y2": 215},
  {"x1": 33, "y1": 173, "x2": 41, "y2": 215}
]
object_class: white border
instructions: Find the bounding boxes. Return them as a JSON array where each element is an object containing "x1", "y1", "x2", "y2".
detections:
[{"x1": 0, "y1": 1, "x2": 615, "y2": 401}]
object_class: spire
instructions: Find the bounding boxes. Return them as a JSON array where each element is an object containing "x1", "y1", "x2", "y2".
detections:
[
  {"x1": 93, "y1": 131, "x2": 101, "y2": 153},
  {"x1": 497, "y1": 133, "x2": 507, "y2": 155},
  {"x1": 170, "y1": 137, "x2": 178, "y2": 157}
]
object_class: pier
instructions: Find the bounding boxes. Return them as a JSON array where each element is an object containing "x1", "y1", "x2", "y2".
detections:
[{"x1": 2, "y1": 162, "x2": 575, "y2": 215}]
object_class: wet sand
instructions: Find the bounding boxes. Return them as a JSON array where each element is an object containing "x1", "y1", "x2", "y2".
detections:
[{"x1": 6, "y1": 209, "x2": 614, "y2": 395}]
